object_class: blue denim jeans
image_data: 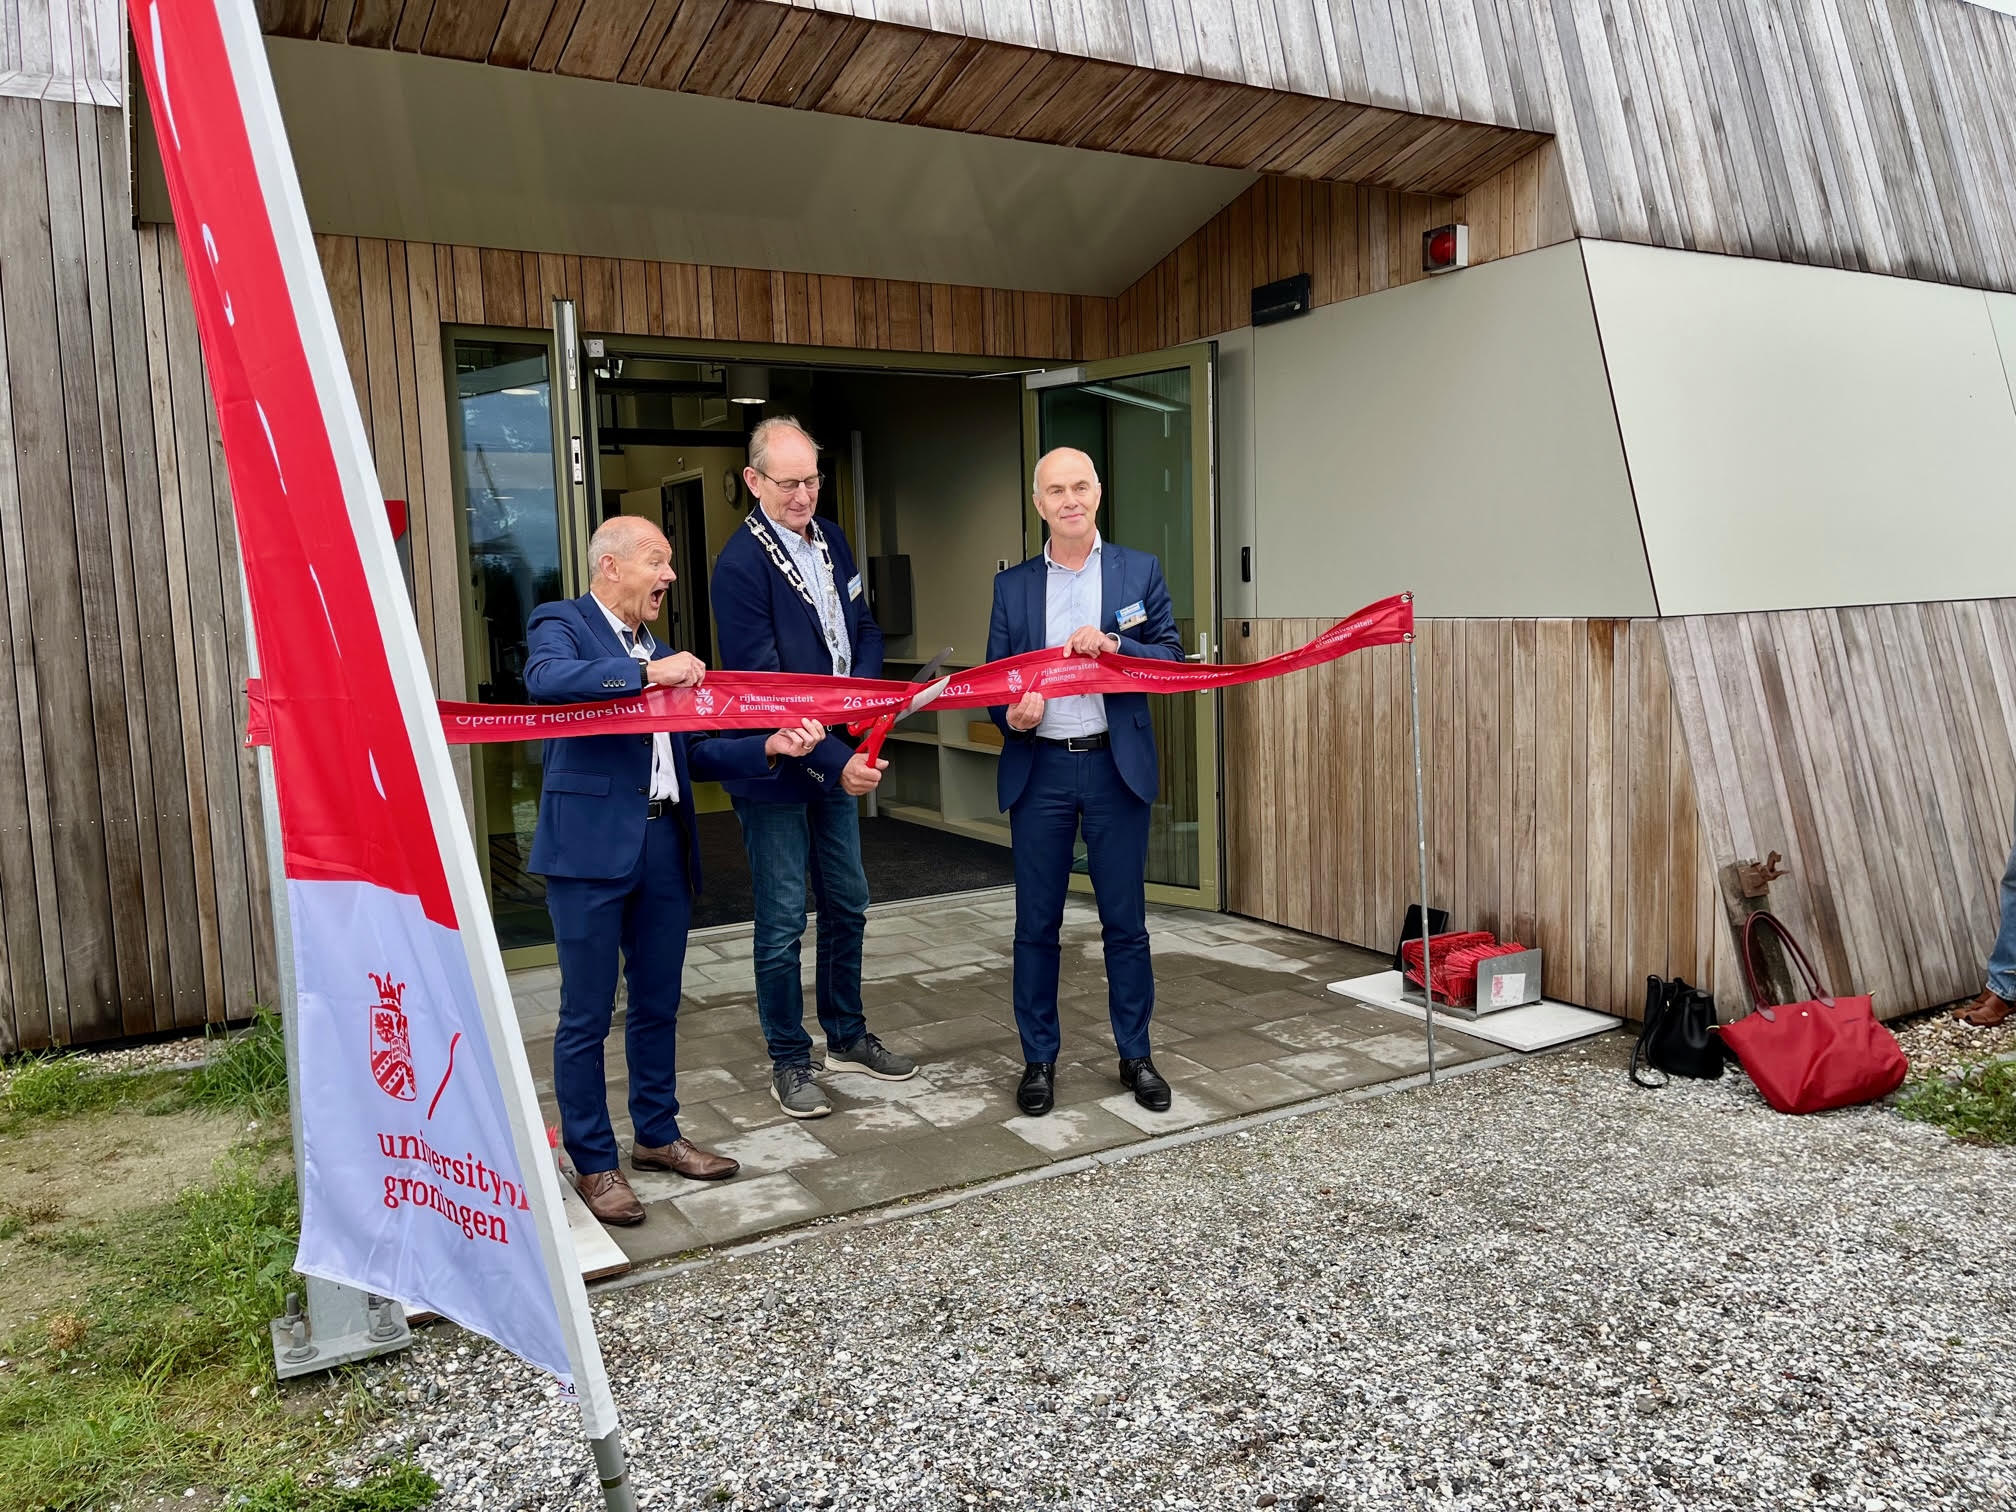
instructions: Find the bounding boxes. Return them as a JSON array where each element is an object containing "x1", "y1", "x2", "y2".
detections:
[
  {"x1": 732, "y1": 790, "x2": 870, "y2": 1067},
  {"x1": 1990, "y1": 801, "x2": 2016, "y2": 1000}
]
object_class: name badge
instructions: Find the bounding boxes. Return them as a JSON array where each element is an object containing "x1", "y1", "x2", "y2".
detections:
[
  {"x1": 1117, "y1": 600, "x2": 1147, "y2": 630},
  {"x1": 847, "y1": 573, "x2": 864, "y2": 601}
]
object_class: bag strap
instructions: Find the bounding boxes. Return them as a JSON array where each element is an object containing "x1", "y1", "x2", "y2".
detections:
[
  {"x1": 1630, "y1": 975, "x2": 1669, "y2": 1089},
  {"x1": 1740, "y1": 910, "x2": 1829, "y2": 1009}
]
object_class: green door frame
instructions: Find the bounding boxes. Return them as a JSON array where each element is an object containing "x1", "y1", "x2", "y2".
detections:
[{"x1": 1021, "y1": 342, "x2": 1221, "y2": 912}]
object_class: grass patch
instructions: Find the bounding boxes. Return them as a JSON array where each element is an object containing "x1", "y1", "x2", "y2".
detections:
[
  {"x1": 232, "y1": 1463, "x2": 439, "y2": 1512},
  {"x1": 185, "y1": 1011, "x2": 291, "y2": 1121},
  {"x1": 0, "y1": 1152, "x2": 393, "y2": 1511},
  {"x1": 1898, "y1": 1056, "x2": 2016, "y2": 1145},
  {"x1": 2, "y1": 1010, "x2": 290, "y2": 1136},
  {"x1": 1, "y1": 1056, "x2": 181, "y2": 1128}
]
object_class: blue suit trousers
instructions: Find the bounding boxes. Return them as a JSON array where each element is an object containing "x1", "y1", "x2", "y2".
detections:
[
  {"x1": 544, "y1": 814, "x2": 691, "y2": 1175},
  {"x1": 1009, "y1": 743, "x2": 1154, "y2": 1064}
]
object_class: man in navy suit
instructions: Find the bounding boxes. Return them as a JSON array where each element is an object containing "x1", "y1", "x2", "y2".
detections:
[
  {"x1": 710, "y1": 417, "x2": 917, "y2": 1121},
  {"x1": 527, "y1": 514, "x2": 825, "y2": 1227},
  {"x1": 987, "y1": 447, "x2": 1186, "y2": 1118}
]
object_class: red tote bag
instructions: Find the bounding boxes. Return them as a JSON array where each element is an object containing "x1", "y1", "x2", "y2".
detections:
[{"x1": 1720, "y1": 912, "x2": 1908, "y2": 1115}]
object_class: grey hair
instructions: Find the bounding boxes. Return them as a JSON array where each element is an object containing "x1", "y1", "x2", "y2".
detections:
[
  {"x1": 748, "y1": 416, "x2": 820, "y2": 475},
  {"x1": 586, "y1": 514, "x2": 664, "y2": 576},
  {"x1": 1031, "y1": 446, "x2": 1097, "y2": 495}
]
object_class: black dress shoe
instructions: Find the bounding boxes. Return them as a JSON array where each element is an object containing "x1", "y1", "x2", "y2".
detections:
[
  {"x1": 1119, "y1": 1056, "x2": 1172, "y2": 1112},
  {"x1": 1017, "y1": 1062, "x2": 1056, "y2": 1117}
]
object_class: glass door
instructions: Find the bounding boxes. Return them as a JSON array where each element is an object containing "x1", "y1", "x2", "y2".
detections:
[
  {"x1": 448, "y1": 320, "x2": 578, "y2": 960},
  {"x1": 1023, "y1": 344, "x2": 1218, "y2": 910}
]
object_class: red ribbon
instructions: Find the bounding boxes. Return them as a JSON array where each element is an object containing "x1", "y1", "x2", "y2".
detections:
[{"x1": 247, "y1": 594, "x2": 1413, "y2": 748}]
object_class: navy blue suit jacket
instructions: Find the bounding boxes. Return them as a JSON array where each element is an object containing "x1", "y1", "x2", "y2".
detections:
[
  {"x1": 986, "y1": 542, "x2": 1184, "y2": 810},
  {"x1": 523, "y1": 594, "x2": 775, "y2": 882},
  {"x1": 710, "y1": 511, "x2": 884, "y2": 803}
]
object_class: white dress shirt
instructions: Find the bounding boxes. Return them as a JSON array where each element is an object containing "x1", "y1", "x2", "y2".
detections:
[
  {"x1": 594, "y1": 596, "x2": 679, "y2": 803},
  {"x1": 1036, "y1": 532, "x2": 1110, "y2": 740}
]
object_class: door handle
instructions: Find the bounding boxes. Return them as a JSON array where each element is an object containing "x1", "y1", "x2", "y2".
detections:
[{"x1": 1185, "y1": 630, "x2": 1209, "y2": 663}]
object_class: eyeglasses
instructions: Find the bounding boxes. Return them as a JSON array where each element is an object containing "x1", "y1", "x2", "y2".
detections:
[{"x1": 756, "y1": 469, "x2": 824, "y2": 496}]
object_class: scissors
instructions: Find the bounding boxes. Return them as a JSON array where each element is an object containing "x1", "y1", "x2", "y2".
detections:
[{"x1": 849, "y1": 645, "x2": 954, "y2": 767}]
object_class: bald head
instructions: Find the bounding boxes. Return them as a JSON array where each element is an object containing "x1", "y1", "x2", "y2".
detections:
[
  {"x1": 587, "y1": 514, "x2": 675, "y2": 630},
  {"x1": 1032, "y1": 446, "x2": 1102, "y2": 555}
]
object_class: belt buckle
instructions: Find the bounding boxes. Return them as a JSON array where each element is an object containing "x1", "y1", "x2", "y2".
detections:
[{"x1": 1066, "y1": 735, "x2": 1096, "y2": 753}]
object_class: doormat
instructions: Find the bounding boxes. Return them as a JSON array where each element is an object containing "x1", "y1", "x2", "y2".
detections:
[{"x1": 1328, "y1": 971, "x2": 1620, "y2": 1052}]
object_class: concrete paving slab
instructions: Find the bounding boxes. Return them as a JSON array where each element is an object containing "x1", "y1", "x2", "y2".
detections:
[
  {"x1": 514, "y1": 895, "x2": 1413, "y2": 1256},
  {"x1": 804, "y1": 1102, "x2": 937, "y2": 1155},
  {"x1": 1099, "y1": 1084, "x2": 1237, "y2": 1134},
  {"x1": 1197, "y1": 1062, "x2": 1325, "y2": 1112},
  {"x1": 1173, "y1": 1029, "x2": 1292, "y2": 1069},
  {"x1": 1002, "y1": 1102, "x2": 1146, "y2": 1157},
  {"x1": 671, "y1": 1172, "x2": 828, "y2": 1244}
]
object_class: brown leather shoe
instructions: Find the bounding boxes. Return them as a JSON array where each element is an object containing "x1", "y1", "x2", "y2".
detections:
[
  {"x1": 575, "y1": 1168, "x2": 645, "y2": 1226},
  {"x1": 631, "y1": 1137, "x2": 740, "y2": 1181},
  {"x1": 1954, "y1": 987, "x2": 2016, "y2": 1027}
]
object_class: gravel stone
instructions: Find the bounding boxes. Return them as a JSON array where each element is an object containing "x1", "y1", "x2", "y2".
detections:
[
  {"x1": 0, "y1": 1032, "x2": 208, "y2": 1089},
  {"x1": 1890, "y1": 1004, "x2": 2016, "y2": 1079},
  {"x1": 332, "y1": 1037, "x2": 2014, "y2": 1510}
]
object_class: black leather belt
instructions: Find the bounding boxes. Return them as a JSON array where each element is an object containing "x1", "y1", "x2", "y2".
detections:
[
  {"x1": 1036, "y1": 732, "x2": 1109, "y2": 752},
  {"x1": 645, "y1": 797, "x2": 684, "y2": 820}
]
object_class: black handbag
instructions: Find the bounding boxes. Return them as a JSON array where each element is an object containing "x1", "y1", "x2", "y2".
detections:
[{"x1": 1630, "y1": 974, "x2": 1726, "y2": 1087}]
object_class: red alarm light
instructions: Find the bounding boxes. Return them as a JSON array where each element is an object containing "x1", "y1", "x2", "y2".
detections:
[{"x1": 1422, "y1": 223, "x2": 1470, "y2": 274}]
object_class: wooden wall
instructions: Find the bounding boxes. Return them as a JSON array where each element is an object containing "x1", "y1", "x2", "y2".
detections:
[
  {"x1": 1224, "y1": 617, "x2": 1720, "y2": 1021},
  {"x1": 0, "y1": 98, "x2": 278, "y2": 1051},
  {"x1": 1113, "y1": 149, "x2": 1568, "y2": 350},
  {"x1": 254, "y1": 0, "x2": 1544, "y2": 197},
  {"x1": 1665, "y1": 600, "x2": 2016, "y2": 1023},
  {"x1": 256, "y1": 0, "x2": 2016, "y2": 297},
  {"x1": 0, "y1": 0, "x2": 122, "y2": 105}
]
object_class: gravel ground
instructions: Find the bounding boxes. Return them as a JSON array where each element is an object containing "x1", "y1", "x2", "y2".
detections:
[
  {"x1": 1892, "y1": 1005, "x2": 2016, "y2": 1078},
  {"x1": 339, "y1": 1037, "x2": 2013, "y2": 1512}
]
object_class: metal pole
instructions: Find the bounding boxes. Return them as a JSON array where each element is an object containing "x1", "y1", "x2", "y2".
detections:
[
  {"x1": 238, "y1": 561, "x2": 308, "y2": 1168},
  {"x1": 591, "y1": 1430, "x2": 639, "y2": 1512},
  {"x1": 1406, "y1": 620, "x2": 1436, "y2": 1084}
]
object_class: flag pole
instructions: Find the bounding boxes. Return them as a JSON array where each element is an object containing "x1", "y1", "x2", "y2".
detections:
[
  {"x1": 189, "y1": 0, "x2": 636, "y2": 1496},
  {"x1": 239, "y1": 560, "x2": 412, "y2": 1378},
  {"x1": 1405, "y1": 603, "x2": 1436, "y2": 1084}
]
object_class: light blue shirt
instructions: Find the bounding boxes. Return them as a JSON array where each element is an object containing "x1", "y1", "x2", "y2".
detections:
[
  {"x1": 1036, "y1": 532, "x2": 1108, "y2": 739},
  {"x1": 771, "y1": 516, "x2": 852, "y2": 677}
]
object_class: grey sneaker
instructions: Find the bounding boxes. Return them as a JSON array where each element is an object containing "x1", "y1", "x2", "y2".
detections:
[
  {"x1": 770, "y1": 1064, "x2": 833, "y2": 1120},
  {"x1": 826, "y1": 1033, "x2": 918, "y2": 1082}
]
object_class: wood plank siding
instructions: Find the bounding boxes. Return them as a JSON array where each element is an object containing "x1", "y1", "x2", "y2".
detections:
[
  {"x1": 254, "y1": 0, "x2": 2016, "y2": 296},
  {"x1": 1111, "y1": 155, "x2": 1573, "y2": 349},
  {"x1": 0, "y1": 98, "x2": 277, "y2": 1048},
  {"x1": 1664, "y1": 602, "x2": 2016, "y2": 1022},
  {"x1": 253, "y1": 0, "x2": 1547, "y2": 197},
  {"x1": 1226, "y1": 606, "x2": 2016, "y2": 1023},
  {"x1": 1224, "y1": 618, "x2": 1720, "y2": 1022}
]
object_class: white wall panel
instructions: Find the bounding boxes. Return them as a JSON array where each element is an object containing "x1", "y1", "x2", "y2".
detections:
[
  {"x1": 1250, "y1": 242, "x2": 1654, "y2": 619},
  {"x1": 1587, "y1": 240, "x2": 2016, "y2": 617}
]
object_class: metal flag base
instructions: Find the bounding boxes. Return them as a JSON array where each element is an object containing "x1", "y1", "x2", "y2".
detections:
[
  {"x1": 271, "y1": 1275, "x2": 413, "y2": 1378},
  {"x1": 1405, "y1": 612, "x2": 1436, "y2": 1084}
]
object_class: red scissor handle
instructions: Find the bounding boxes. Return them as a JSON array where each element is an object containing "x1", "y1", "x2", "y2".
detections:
[{"x1": 854, "y1": 711, "x2": 899, "y2": 766}]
